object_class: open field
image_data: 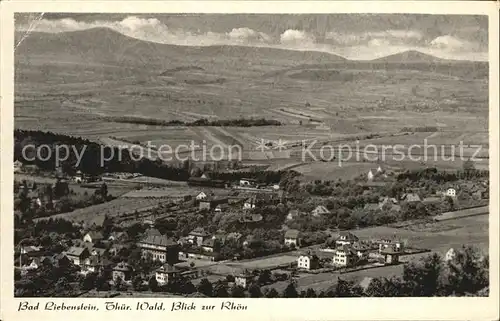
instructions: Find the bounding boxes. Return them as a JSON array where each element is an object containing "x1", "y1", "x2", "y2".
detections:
[
  {"x1": 433, "y1": 206, "x2": 489, "y2": 221},
  {"x1": 33, "y1": 197, "x2": 167, "y2": 225},
  {"x1": 15, "y1": 30, "x2": 488, "y2": 168}
]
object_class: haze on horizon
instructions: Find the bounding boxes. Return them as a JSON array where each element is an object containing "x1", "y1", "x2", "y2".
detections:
[{"x1": 16, "y1": 13, "x2": 488, "y2": 61}]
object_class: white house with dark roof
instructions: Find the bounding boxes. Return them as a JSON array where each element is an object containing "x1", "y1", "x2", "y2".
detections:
[
  {"x1": 83, "y1": 231, "x2": 104, "y2": 243},
  {"x1": 195, "y1": 191, "x2": 208, "y2": 201},
  {"x1": 336, "y1": 232, "x2": 359, "y2": 247},
  {"x1": 156, "y1": 263, "x2": 180, "y2": 285}
]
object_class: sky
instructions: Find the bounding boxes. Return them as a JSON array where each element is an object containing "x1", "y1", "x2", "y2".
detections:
[{"x1": 15, "y1": 13, "x2": 489, "y2": 61}]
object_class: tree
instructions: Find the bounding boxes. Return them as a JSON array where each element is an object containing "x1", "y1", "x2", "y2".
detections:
[
  {"x1": 265, "y1": 288, "x2": 279, "y2": 298},
  {"x1": 258, "y1": 269, "x2": 272, "y2": 285},
  {"x1": 148, "y1": 276, "x2": 159, "y2": 292},
  {"x1": 132, "y1": 275, "x2": 144, "y2": 291},
  {"x1": 248, "y1": 283, "x2": 262, "y2": 298},
  {"x1": 230, "y1": 285, "x2": 246, "y2": 298},
  {"x1": 305, "y1": 288, "x2": 317, "y2": 298},
  {"x1": 213, "y1": 282, "x2": 229, "y2": 297},
  {"x1": 445, "y1": 246, "x2": 488, "y2": 296},
  {"x1": 181, "y1": 280, "x2": 196, "y2": 294},
  {"x1": 197, "y1": 278, "x2": 213, "y2": 297},
  {"x1": 365, "y1": 277, "x2": 404, "y2": 297},
  {"x1": 329, "y1": 278, "x2": 363, "y2": 297},
  {"x1": 282, "y1": 282, "x2": 298, "y2": 298},
  {"x1": 403, "y1": 253, "x2": 443, "y2": 296},
  {"x1": 81, "y1": 272, "x2": 98, "y2": 291}
]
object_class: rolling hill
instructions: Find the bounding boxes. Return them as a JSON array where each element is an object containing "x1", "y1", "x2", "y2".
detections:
[{"x1": 15, "y1": 27, "x2": 347, "y2": 70}]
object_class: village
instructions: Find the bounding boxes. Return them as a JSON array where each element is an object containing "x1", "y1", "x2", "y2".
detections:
[{"x1": 14, "y1": 158, "x2": 489, "y2": 297}]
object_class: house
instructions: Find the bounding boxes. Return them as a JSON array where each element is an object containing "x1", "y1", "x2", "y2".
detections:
[
  {"x1": 200, "y1": 172, "x2": 211, "y2": 179},
  {"x1": 284, "y1": 229, "x2": 300, "y2": 247},
  {"x1": 445, "y1": 248, "x2": 456, "y2": 262},
  {"x1": 201, "y1": 239, "x2": 219, "y2": 253},
  {"x1": 444, "y1": 187, "x2": 457, "y2": 198},
  {"x1": 20, "y1": 245, "x2": 42, "y2": 256},
  {"x1": 112, "y1": 262, "x2": 133, "y2": 281},
  {"x1": 367, "y1": 170, "x2": 375, "y2": 181},
  {"x1": 195, "y1": 191, "x2": 208, "y2": 201},
  {"x1": 155, "y1": 264, "x2": 180, "y2": 285},
  {"x1": 199, "y1": 197, "x2": 229, "y2": 211},
  {"x1": 378, "y1": 239, "x2": 404, "y2": 254},
  {"x1": 332, "y1": 245, "x2": 358, "y2": 267},
  {"x1": 243, "y1": 198, "x2": 256, "y2": 210},
  {"x1": 82, "y1": 255, "x2": 102, "y2": 273},
  {"x1": 88, "y1": 246, "x2": 106, "y2": 259},
  {"x1": 286, "y1": 209, "x2": 300, "y2": 221},
  {"x1": 311, "y1": 205, "x2": 330, "y2": 216},
  {"x1": 235, "y1": 271, "x2": 254, "y2": 289},
  {"x1": 83, "y1": 231, "x2": 104, "y2": 243},
  {"x1": 188, "y1": 227, "x2": 210, "y2": 246},
  {"x1": 297, "y1": 254, "x2": 320, "y2": 270},
  {"x1": 400, "y1": 193, "x2": 422, "y2": 203},
  {"x1": 352, "y1": 242, "x2": 371, "y2": 260},
  {"x1": 65, "y1": 247, "x2": 90, "y2": 266},
  {"x1": 336, "y1": 232, "x2": 359, "y2": 247},
  {"x1": 74, "y1": 171, "x2": 84, "y2": 183},
  {"x1": 47, "y1": 253, "x2": 71, "y2": 268},
  {"x1": 380, "y1": 246, "x2": 403, "y2": 265},
  {"x1": 137, "y1": 234, "x2": 179, "y2": 263}
]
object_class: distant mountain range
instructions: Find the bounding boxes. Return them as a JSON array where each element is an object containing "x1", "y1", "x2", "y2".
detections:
[{"x1": 15, "y1": 27, "x2": 487, "y2": 80}]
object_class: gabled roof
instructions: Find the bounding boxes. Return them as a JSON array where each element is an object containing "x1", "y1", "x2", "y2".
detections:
[
  {"x1": 65, "y1": 246, "x2": 88, "y2": 257},
  {"x1": 139, "y1": 235, "x2": 177, "y2": 247},
  {"x1": 285, "y1": 229, "x2": 300, "y2": 239},
  {"x1": 202, "y1": 238, "x2": 217, "y2": 247},
  {"x1": 145, "y1": 228, "x2": 162, "y2": 237},
  {"x1": 337, "y1": 232, "x2": 359, "y2": 242},
  {"x1": 85, "y1": 231, "x2": 104, "y2": 241}
]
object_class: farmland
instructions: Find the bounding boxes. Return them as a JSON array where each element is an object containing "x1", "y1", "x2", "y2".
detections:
[
  {"x1": 33, "y1": 197, "x2": 167, "y2": 225},
  {"x1": 15, "y1": 29, "x2": 488, "y2": 173}
]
